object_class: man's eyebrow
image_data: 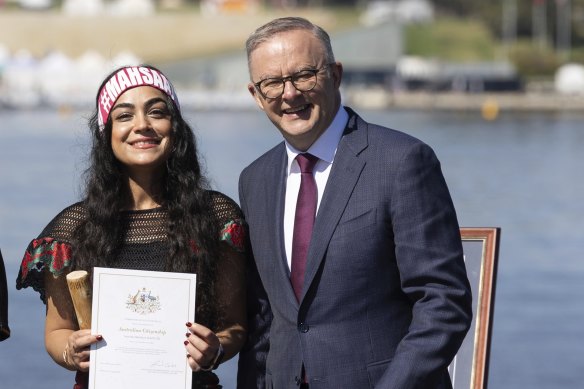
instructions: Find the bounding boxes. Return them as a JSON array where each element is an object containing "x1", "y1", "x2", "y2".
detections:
[{"x1": 258, "y1": 66, "x2": 317, "y2": 80}]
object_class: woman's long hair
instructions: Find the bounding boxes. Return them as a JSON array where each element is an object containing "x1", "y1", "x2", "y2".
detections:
[{"x1": 73, "y1": 65, "x2": 221, "y2": 329}]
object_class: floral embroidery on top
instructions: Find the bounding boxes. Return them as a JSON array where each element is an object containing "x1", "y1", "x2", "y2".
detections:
[
  {"x1": 187, "y1": 220, "x2": 245, "y2": 255},
  {"x1": 20, "y1": 237, "x2": 73, "y2": 281},
  {"x1": 220, "y1": 220, "x2": 246, "y2": 252}
]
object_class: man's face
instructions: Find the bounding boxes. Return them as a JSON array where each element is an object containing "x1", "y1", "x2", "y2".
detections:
[{"x1": 248, "y1": 29, "x2": 342, "y2": 151}]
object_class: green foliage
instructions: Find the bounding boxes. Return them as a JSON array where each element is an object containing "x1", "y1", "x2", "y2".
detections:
[
  {"x1": 434, "y1": 0, "x2": 584, "y2": 51},
  {"x1": 403, "y1": 13, "x2": 584, "y2": 78},
  {"x1": 570, "y1": 48, "x2": 584, "y2": 65},
  {"x1": 432, "y1": 0, "x2": 481, "y2": 16},
  {"x1": 507, "y1": 41, "x2": 561, "y2": 78},
  {"x1": 405, "y1": 18, "x2": 496, "y2": 61}
]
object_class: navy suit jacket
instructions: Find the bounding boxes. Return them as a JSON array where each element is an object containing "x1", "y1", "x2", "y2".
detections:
[{"x1": 237, "y1": 107, "x2": 472, "y2": 389}]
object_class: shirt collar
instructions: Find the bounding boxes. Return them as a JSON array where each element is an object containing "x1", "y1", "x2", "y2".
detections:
[{"x1": 285, "y1": 106, "x2": 349, "y2": 174}]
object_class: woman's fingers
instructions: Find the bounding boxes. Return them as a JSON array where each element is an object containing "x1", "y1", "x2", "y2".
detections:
[
  {"x1": 66, "y1": 330, "x2": 104, "y2": 371},
  {"x1": 184, "y1": 322, "x2": 220, "y2": 371},
  {"x1": 186, "y1": 322, "x2": 219, "y2": 345}
]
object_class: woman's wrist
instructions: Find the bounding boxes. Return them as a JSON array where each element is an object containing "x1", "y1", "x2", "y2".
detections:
[
  {"x1": 200, "y1": 343, "x2": 224, "y2": 371},
  {"x1": 62, "y1": 343, "x2": 73, "y2": 368}
]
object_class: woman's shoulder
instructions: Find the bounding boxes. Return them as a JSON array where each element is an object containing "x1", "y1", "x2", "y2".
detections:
[
  {"x1": 207, "y1": 191, "x2": 247, "y2": 252},
  {"x1": 16, "y1": 202, "x2": 87, "y2": 302},
  {"x1": 55, "y1": 201, "x2": 88, "y2": 220},
  {"x1": 207, "y1": 190, "x2": 243, "y2": 220},
  {"x1": 38, "y1": 201, "x2": 88, "y2": 242}
]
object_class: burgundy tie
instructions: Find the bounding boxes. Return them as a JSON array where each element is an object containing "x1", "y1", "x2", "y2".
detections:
[{"x1": 290, "y1": 153, "x2": 319, "y2": 302}]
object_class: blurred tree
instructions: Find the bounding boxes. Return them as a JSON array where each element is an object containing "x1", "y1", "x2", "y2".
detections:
[
  {"x1": 433, "y1": 0, "x2": 584, "y2": 61},
  {"x1": 182, "y1": 0, "x2": 584, "y2": 60}
]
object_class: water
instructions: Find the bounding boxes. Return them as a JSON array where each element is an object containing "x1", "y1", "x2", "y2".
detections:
[{"x1": 1, "y1": 107, "x2": 583, "y2": 389}]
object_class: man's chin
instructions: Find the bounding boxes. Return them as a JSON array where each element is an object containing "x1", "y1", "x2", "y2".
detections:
[{"x1": 282, "y1": 130, "x2": 318, "y2": 151}]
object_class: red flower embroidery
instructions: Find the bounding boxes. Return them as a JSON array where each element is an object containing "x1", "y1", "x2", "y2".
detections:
[
  {"x1": 20, "y1": 238, "x2": 73, "y2": 281},
  {"x1": 52, "y1": 242, "x2": 72, "y2": 272},
  {"x1": 186, "y1": 221, "x2": 245, "y2": 257},
  {"x1": 221, "y1": 221, "x2": 245, "y2": 252},
  {"x1": 20, "y1": 251, "x2": 33, "y2": 279}
]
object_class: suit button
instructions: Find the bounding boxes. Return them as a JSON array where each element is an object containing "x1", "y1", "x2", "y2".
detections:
[
  {"x1": 298, "y1": 322, "x2": 309, "y2": 333},
  {"x1": 295, "y1": 376, "x2": 301, "y2": 385}
]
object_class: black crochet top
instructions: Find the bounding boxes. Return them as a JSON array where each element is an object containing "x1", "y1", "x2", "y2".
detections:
[
  {"x1": 16, "y1": 191, "x2": 245, "y2": 389},
  {"x1": 16, "y1": 191, "x2": 246, "y2": 303}
]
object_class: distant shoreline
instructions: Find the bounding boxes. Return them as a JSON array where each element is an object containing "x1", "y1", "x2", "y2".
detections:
[
  {"x1": 2, "y1": 89, "x2": 582, "y2": 115},
  {"x1": 342, "y1": 89, "x2": 584, "y2": 114}
]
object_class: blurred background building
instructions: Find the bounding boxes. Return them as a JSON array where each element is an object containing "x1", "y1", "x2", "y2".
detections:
[{"x1": 0, "y1": 0, "x2": 583, "y2": 110}]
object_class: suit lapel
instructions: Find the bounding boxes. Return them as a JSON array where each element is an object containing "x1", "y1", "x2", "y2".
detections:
[{"x1": 300, "y1": 110, "x2": 368, "y2": 302}]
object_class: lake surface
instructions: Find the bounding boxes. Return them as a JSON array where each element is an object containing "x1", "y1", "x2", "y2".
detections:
[{"x1": 1, "y1": 107, "x2": 583, "y2": 388}]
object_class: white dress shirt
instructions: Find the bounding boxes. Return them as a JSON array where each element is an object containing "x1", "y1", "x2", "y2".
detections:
[{"x1": 283, "y1": 107, "x2": 349, "y2": 270}]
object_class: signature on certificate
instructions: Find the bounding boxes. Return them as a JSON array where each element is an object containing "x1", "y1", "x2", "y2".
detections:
[{"x1": 150, "y1": 360, "x2": 178, "y2": 369}]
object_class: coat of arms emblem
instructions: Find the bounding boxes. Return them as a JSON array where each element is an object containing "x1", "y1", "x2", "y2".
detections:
[{"x1": 126, "y1": 287, "x2": 161, "y2": 314}]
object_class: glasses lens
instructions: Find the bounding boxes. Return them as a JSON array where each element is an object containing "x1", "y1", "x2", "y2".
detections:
[
  {"x1": 292, "y1": 70, "x2": 317, "y2": 92},
  {"x1": 258, "y1": 68, "x2": 320, "y2": 99},
  {"x1": 260, "y1": 78, "x2": 284, "y2": 99}
]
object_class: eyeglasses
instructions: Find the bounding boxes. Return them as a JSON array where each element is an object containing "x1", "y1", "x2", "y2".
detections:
[{"x1": 253, "y1": 63, "x2": 334, "y2": 99}]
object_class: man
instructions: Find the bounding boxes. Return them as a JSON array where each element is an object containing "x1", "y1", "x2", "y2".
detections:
[{"x1": 237, "y1": 17, "x2": 472, "y2": 389}]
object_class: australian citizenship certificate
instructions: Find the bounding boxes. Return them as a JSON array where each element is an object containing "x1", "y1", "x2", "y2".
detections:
[{"x1": 88, "y1": 267, "x2": 196, "y2": 389}]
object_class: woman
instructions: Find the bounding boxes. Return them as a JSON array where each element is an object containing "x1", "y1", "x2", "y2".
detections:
[
  {"x1": 16, "y1": 65, "x2": 246, "y2": 389},
  {"x1": 0, "y1": 249, "x2": 9, "y2": 341}
]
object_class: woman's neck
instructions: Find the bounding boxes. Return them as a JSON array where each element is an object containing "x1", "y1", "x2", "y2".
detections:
[{"x1": 124, "y1": 170, "x2": 165, "y2": 210}]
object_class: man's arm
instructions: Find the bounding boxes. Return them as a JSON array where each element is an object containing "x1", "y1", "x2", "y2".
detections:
[{"x1": 378, "y1": 142, "x2": 473, "y2": 388}]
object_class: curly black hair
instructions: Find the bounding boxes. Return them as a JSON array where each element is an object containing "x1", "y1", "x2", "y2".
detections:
[{"x1": 73, "y1": 65, "x2": 221, "y2": 329}]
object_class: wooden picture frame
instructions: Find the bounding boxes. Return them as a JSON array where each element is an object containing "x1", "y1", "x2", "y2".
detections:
[{"x1": 449, "y1": 227, "x2": 501, "y2": 389}]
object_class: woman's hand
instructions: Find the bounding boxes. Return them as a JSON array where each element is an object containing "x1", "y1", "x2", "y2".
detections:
[
  {"x1": 184, "y1": 322, "x2": 223, "y2": 372},
  {"x1": 62, "y1": 330, "x2": 104, "y2": 372},
  {"x1": 44, "y1": 269, "x2": 105, "y2": 372}
]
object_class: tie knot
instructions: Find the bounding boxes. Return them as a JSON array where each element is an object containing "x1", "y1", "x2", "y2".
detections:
[{"x1": 296, "y1": 153, "x2": 319, "y2": 174}]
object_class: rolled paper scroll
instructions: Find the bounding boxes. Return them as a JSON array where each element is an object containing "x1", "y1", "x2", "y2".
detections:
[{"x1": 66, "y1": 270, "x2": 92, "y2": 330}]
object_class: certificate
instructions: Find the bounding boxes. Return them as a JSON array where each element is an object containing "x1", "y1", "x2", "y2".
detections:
[{"x1": 88, "y1": 267, "x2": 196, "y2": 389}]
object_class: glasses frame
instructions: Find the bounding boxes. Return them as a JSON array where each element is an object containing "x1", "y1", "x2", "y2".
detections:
[{"x1": 253, "y1": 63, "x2": 334, "y2": 100}]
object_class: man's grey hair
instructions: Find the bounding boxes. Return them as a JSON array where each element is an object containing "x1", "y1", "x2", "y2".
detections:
[{"x1": 245, "y1": 16, "x2": 336, "y2": 77}]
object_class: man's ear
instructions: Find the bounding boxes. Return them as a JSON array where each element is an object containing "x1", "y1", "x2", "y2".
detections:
[
  {"x1": 248, "y1": 83, "x2": 265, "y2": 111},
  {"x1": 332, "y1": 62, "x2": 343, "y2": 89}
]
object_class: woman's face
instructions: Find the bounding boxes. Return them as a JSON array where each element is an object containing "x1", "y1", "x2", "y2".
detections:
[{"x1": 110, "y1": 86, "x2": 173, "y2": 174}]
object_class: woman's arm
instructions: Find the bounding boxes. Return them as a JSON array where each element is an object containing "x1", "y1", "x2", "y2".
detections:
[
  {"x1": 0, "y1": 249, "x2": 10, "y2": 341},
  {"x1": 44, "y1": 269, "x2": 102, "y2": 372},
  {"x1": 214, "y1": 244, "x2": 247, "y2": 361},
  {"x1": 185, "y1": 244, "x2": 247, "y2": 371}
]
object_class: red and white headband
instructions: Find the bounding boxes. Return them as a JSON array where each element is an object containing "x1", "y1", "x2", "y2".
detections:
[{"x1": 97, "y1": 66, "x2": 180, "y2": 131}]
